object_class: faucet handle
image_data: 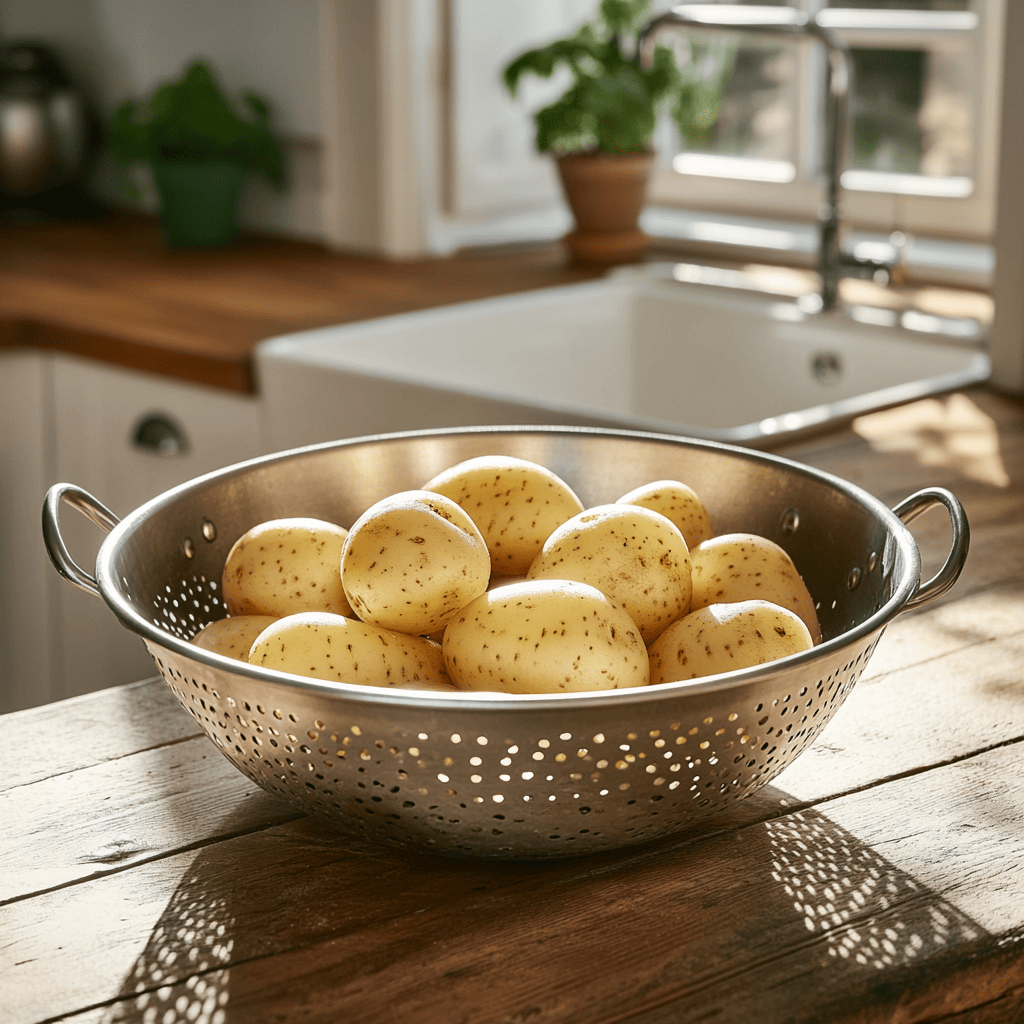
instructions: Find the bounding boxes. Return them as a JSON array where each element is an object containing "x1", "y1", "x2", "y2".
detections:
[
  {"x1": 887, "y1": 230, "x2": 910, "y2": 285},
  {"x1": 844, "y1": 230, "x2": 910, "y2": 286}
]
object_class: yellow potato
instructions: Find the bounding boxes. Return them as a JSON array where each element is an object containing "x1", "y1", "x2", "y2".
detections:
[
  {"x1": 422, "y1": 455, "x2": 585, "y2": 575},
  {"x1": 616, "y1": 479, "x2": 714, "y2": 549},
  {"x1": 689, "y1": 532, "x2": 822, "y2": 644},
  {"x1": 442, "y1": 579, "x2": 649, "y2": 694},
  {"x1": 340, "y1": 489, "x2": 491, "y2": 636},
  {"x1": 190, "y1": 615, "x2": 278, "y2": 661},
  {"x1": 648, "y1": 600, "x2": 814, "y2": 684},
  {"x1": 248, "y1": 612, "x2": 456, "y2": 690},
  {"x1": 221, "y1": 518, "x2": 352, "y2": 618},
  {"x1": 526, "y1": 503, "x2": 692, "y2": 645}
]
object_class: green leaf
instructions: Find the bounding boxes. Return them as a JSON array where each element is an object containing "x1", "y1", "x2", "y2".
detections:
[
  {"x1": 599, "y1": 0, "x2": 652, "y2": 36},
  {"x1": 535, "y1": 91, "x2": 598, "y2": 153},
  {"x1": 642, "y1": 44, "x2": 682, "y2": 103},
  {"x1": 585, "y1": 68, "x2": 656, "y2": 152},
  {"x1": 670, "y1": 40, "x2": 737, "y2": 147},
  {"x1": 503, "y1": 35, "x2": 604, "y2": 94},
  {"x1": 501, "y1": 1, "x2": 736, "y2": 155}
]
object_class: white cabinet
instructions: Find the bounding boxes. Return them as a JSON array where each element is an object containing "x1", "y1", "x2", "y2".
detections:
[
  {"x1": 0, "y1": 352, "x2": 268, "y2": 713},
  {"x1": 0, "y1": 351, "x2": 57, "y2": 713}
]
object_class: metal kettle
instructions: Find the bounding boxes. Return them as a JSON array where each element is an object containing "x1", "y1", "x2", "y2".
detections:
[{"x1": 0, "y1": 41, "x2": 100, "y2": 216}]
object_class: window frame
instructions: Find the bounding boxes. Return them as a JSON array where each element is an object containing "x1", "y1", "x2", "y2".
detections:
[{"x1": 646, "y1": 0, "x2": 1003, "y2": 242}]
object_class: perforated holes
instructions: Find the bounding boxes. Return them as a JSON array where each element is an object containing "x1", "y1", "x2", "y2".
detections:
[
  {"x1": 151, "y1": 574, "x2": 224, "y2": 639},
  {"x1": 151, "y1": 619, "x2": 881, "y2": 856}
]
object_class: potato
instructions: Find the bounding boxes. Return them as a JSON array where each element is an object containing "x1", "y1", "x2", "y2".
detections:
[
  {"x1": 340, "y1": 489, "x2": 491, "y2": 636},
  {"x1": 248, "y1": 612, "x2": 456, "y2": 690},
  {"x1": 190, "y1": 615, "x2": 278, "y2": 661},
  {"x1": 689, "y1": 532, "x2": 822, "y2": 644},
  {"x1": 442, "y1": 579, "x2": 649, "y2": 694},
  {"x1": 648, "y1": 600, "x2": 814, "y2": 684},
  {"x1": 526, "y1": 503, "x2": 692, "y2": 644},
  {"x1": 422, "y1": 455, "x2": 585, "y2": 575},
  {"x1": 616, "y1": 479, "x2": 714, "y2": 549},
  {"x1": 221, "y1": 518, "x2": 352, "y2": 618}
]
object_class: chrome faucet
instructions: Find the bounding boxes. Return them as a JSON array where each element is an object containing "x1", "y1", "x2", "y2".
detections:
[{"x1": 638, "y1": 4, "x2": 895, "y2": 312}]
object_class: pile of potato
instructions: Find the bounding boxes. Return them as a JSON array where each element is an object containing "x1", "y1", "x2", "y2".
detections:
[{"x1": 191, "y1": 455, "x2": 821, "y2": 695}]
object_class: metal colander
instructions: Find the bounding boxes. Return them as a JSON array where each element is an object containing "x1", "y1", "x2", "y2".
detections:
[{"x1": 43, "y1": 426, "x2": 968, "y2": 859}]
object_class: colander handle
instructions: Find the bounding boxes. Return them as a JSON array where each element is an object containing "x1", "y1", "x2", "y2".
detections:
[
  {"x1": 892, "y1": 487, "x2": 970, "y2": 612},
  {"x1": 42, "y1": 483, "x2": 121, "y2": 598}
]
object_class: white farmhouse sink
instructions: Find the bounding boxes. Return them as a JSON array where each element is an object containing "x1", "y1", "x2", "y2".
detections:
[{"x1": 256, "y1": 264, "x2": 990, "y2": 452}]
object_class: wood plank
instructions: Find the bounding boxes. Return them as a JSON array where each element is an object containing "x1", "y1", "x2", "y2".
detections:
[
  {"x1": 10, "y1": 740, "x2": 1020, "y2": 1024},
  {"x1": 770, "y1": 627, "x2": 1024, "y2": 804},
  {"x1": 1, "y1": 733, "x2": 299, "y2": 902},
  {"x1": 780, "y1": 396, "x2": 1023, "y2": 546},
  {"x1": 0, "y1": 677, "x2": 201, "y2": 791},
  {"x1": 863, "y1": 577, "x2": 1023, "y2": 679}
]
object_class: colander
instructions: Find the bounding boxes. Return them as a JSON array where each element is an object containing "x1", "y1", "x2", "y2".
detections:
[{"x1": 43, "y1": 426, "x2": 968, "y2": 859}]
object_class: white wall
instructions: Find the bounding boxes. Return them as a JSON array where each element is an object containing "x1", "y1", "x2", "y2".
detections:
[{"x1": 0, "y1": 0, "x2": 324, "y2": 238}]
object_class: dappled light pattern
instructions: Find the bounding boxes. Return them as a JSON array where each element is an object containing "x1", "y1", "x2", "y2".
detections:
[
  {"x1": 854, "y1": 393, "x2": 1010, "y2": 487},
  {"x1": 102, "y1": 870, "x2": 233, "y2": 1024},
  {"x1": 766, "y1": 810, "x2": 982, "y2": 969}
]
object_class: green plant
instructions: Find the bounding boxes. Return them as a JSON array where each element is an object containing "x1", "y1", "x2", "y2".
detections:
[
  {"x1": 502, "y1": 0, "x2": 735, "y2": 155},
  {"x1": 107, "y1": 58, "x2": 285, "y2": 186}
]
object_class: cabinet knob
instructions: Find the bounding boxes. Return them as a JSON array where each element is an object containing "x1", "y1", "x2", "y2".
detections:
[{"x1": 131, "y1": 413, "x2": 189, "y2": 456}]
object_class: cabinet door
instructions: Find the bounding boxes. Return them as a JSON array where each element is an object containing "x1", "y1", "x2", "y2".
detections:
[
  {"x1": 0, "y1": 351, "x2": 57, "y2": 713},
  {"x1": 51, "y1": 355, "x2": 267, "y2": 702}
]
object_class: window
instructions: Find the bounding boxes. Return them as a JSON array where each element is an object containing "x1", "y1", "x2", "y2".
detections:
[
  {"x1": 646, "y1": 0, "x2": 1003, "y2": 243},
  {"x1": 325, "y1": 0, "x2": 1003, "y2": 272}
]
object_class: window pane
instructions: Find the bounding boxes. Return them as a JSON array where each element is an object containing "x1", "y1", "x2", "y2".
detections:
[
  {"x1": 848, "y1": 46, "x2": 973, "y2": 179},
  {"x1": 678, "y1": 44, "x2": 796, "y2": 163}
]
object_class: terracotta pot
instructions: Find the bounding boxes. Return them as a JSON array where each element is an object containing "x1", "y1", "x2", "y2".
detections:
[{"x1": 555, "y1": 150, "x2": 654, "y2": 266}]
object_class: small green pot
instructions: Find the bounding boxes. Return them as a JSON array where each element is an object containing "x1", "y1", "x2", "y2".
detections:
[{"x1": 150, "y1": 159, "x2": 246, "y2": 248}]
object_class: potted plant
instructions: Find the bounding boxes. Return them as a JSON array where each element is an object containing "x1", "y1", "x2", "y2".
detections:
[
  {"x1": 503, "y1": 0, "x2": 734, "y2": 264},
  {"x1": 107, "y1": 58, "x2": 285, "y2": 247}
]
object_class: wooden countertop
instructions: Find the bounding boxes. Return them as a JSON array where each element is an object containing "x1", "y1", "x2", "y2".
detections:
[
  {"x1": 0, "y1": 215, "x2": 610, "y2": 392},
  {"x1": 3, "y1": 386, "x2": 1022, "y2": 1024}
]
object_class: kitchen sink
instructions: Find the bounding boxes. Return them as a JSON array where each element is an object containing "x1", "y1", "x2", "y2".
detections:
[{"x1": 256, "y1": 263, "x2": 990, "y2": 452}]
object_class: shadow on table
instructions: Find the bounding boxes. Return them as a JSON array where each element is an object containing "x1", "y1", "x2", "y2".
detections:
[{"x1": 93, "y1": 789, "x2": 994, "y2": 1024}]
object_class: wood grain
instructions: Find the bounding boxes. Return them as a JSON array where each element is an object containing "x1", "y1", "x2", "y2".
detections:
[
  {"x1": 6, "y1": 743, "x2": 1020, "y2": 1024},
  {"x1": 1, "y1": 732, "x2": 299, "y2": 902},
  {"x1": 0, "y1": 676, "x2": 201, "y2": 792}
]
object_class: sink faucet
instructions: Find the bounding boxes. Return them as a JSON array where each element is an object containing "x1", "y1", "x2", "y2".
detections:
[{"x1": 637, "y1": 4, "x2": 896, "y2": 312}]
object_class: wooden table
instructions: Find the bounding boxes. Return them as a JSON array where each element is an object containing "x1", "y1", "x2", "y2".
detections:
[{"x1": 3, "y1": 386, "x2": 1023, "y2": 1024}]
